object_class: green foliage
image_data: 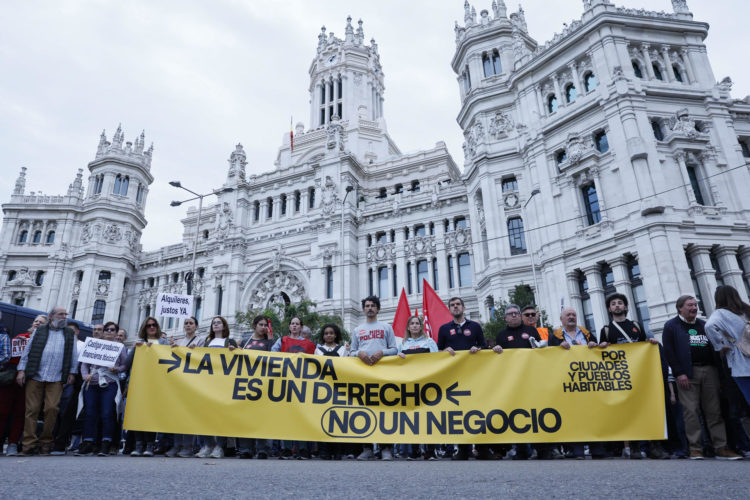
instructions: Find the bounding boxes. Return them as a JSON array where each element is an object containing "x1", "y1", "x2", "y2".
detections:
[
  {"x1": 236, "y1": 299, "x2": 349, "y2": 343},
  {"x1": 481, "y1": 284, "x2": 553, "y2": 345}
]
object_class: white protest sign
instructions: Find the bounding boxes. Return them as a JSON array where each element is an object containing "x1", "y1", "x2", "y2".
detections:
[
  {"x1": 156, "y1": 293, "x2": 193, "y2": 319},
  {"x1": 77, "y1": 337, "x2": 124, "y2": 368},
  {"x1": 11, "y1": 337, "x2": 29, "y2": 358}
]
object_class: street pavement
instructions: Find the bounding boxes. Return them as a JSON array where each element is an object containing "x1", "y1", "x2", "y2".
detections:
[{"x1": 3, "y1": 455, "x2": 749, "y2": 499}]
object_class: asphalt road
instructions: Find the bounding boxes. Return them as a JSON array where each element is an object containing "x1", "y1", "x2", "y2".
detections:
[{"x1": 3, "y1": 455, "x2": 749, "y2": 499}]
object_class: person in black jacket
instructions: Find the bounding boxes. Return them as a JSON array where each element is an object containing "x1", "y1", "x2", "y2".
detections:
[{"x1": 662, "y1": 295, "x2": 741, "y2": 460}]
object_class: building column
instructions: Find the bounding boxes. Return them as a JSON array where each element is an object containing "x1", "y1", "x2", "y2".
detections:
[
  {"x1": 388, "y1": 262, "x2": 395, "y2": 299},
  {"x1": 660, "y1": 45, "x2": 674, "y2": 82},
  {"x1": 259, "y1": 199, "x2": 269, "y2": 223},
  {"x1": 739, "y1": 247, "x2": 750, "y2": 297},
  {"x1": 688, "y1": 245, "x2": 718, "y2": 314},
  {"x1": 641, "y1": 44, "x2": 656, "y2": 79},
  {"x1": 566, "y1": 270, "x2": 583, "y2": 319},
  {"x1": 716, "y1": 247, "x2": 749, "y2": 302},
  {"x1": 534, "y1": 85, "x2": 545, "y2": 117},
  {"x1": 609, "y1": 256, "x2": 635, "y2": 313},
  {"x1": 591, "y1": 167, "x2": 608, "y2": 220},
  {"x1": 552, "y1": 74, "x2": 563, "y2": 108},
  {"x1": 680, "y1": 48, "x2": 696, "y2": 84},
  {"x1": 570, "y1": 62, "x2": 582, "y2": 93},
  {"x1": 300, "y1": 190, "x2": 309, "y2": 215},
  {"x1": 435, "y1": 225, "x2": 449, "y2": 292},
  {"x1": 583, "y1": 265, "x2": 608, "y2": 334}
]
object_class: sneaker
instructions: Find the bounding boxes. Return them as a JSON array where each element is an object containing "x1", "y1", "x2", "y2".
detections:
[
  {"x1": 131, "y1": 444, "x2": 144, "y2": 457},
  {"x1": 165, "y1": 446, "x2": 179, "y2": 458},
  {"x1": 75, "y1": 441, "x2": 95, "y2": 457},
  {"x1": 648, "y1": 444, "x2": 669, "y2": 460},
  {"x1": 715, "y1": 448, "x2": 742, "y2": 461},
  {"x1": 210, "y1": 446, "x2": 224, "y2": 459},
  {"x1": 621, "y1": 447, "x2": 631, "y2": 459},
  {"x1": 256, "y1": 452, "x2": 268, "y2": 459},
  {"x1": 451, "y1": 449, "x2": 470, "y2": 461},
  {"x1": 195, "y1": 445, "x2": 211, "y2": 458},
  {"x1": 381, "y1": 448, "x2": 393, "y2": 461},
  {"x1": 5, "y1": 443, "x2": 18, "y2": 457},
  {"x1": 357, "y1": 448, "x2": 375, "y2": 461},
  {"x1": 741, "y1": 450, "x2": 750, "y2": 459},
  {"x1": 177, "y1": 447, "x2": 193, "y2": 458},
  {"x1": 98, "y1": 442, "x2": 111, "y2": 457},
  {"x1": 39, "y1": 445, "x2": 52, "y2": 456},
  {"x1": 280, "y1": 449, "x2": 293, "y2": 460},
  {"x1": 142, "y1": 444, "x2": 155, "y2": 457},
  {"x1": 298, "y1": 449, "x2": 310, "y2": 460},
  {"x1": 239, "y1": 451, "x2": 253, "y2": 459},
  {"x1": 689, "y1": 450, "x2": 704, "y2": 460},
  {"x1": 630, "y1": 450, "x2": 643, "y2": 459},
  {"x1": 424, "y1": 450, "x2": 437, "y2": 461}
]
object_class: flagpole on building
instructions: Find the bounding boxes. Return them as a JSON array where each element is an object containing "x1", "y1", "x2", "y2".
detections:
[{"x1": 340, "y1": 185, "x2": 354, "y2": 326}]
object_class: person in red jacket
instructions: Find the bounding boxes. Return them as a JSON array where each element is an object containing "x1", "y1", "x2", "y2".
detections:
[{"x1": 1, "y1": 314, "x2": 47, "y2": 456}]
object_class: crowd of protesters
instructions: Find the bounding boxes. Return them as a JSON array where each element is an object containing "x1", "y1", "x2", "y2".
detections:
[{"x1": 1, "y1": 284, "x2": 750, "y2": 461}]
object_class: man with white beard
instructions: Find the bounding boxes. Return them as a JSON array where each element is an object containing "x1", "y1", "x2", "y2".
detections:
[{"x1": 15, "y1": 307, "x2": 78, "y2": 456}]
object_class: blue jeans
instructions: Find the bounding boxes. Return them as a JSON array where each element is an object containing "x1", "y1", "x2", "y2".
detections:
[
  {"x1": 734, "y1": 377, "x2": 750, "y2": 407},
  {"x1": 82, "y1": 382, "x2": 117, "y2": 443}
]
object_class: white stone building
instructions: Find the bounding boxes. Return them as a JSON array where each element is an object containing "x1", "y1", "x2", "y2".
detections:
[{"x1": 2, "y1": 0, "x2": 750, "y2": 340}]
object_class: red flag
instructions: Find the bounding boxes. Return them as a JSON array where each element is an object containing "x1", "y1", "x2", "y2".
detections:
[
  {"x1": 422, "y1": 279, "x2": 452, "y2": 342},
  {"x1": 392, "y1": 288, "x2": 411, "y2": 338},
  {"x1": 267, "y1": 321, "x2": 274, "y2": 340}
]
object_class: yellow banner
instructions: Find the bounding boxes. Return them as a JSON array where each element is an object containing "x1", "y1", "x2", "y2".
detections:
[{"x1": 124, "y1": 343, "x2": 665, "y2": 444}]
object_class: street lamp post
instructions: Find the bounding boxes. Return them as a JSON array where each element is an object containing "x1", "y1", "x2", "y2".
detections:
[
  {"x1": 170, "y1": 181, "x2": 234, "y2": 314},
  {"x1": 522, "y1": 188, "x2": 542, "y2": 326},
  {"x1": 340, "y1": 185, "x2": 354, "y2": 327}
]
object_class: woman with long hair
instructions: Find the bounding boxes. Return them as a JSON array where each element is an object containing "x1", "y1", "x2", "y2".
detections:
[
  {"x1": 271, "y1": 316, "x2": 314, "y2": 459},
  {"x1": 706, "y1": 285, "x2": 750, "y2": 404},
  {"x1": 397, "y1": 315, "x2": 438, "y2": 460},
  {"x1": 129, "y1": 317, "x2": 168, "y2": 457},
  {"x1": 76, "y1": 321, "x2": 128, "y2": 456},
  {"x1": 195, "y1": 316, "x2": 237, "y2": 459},
  {"x1": 168, "y1": 316, "x2": 204, "y2": 458}
]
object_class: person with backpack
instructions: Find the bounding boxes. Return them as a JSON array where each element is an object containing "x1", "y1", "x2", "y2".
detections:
[
  {"x1": 315, "y1": 323, "x2": 346, "y2": 460},
  {"x1": 705, "y1": 285, "x2": 750, "y2": 405}
]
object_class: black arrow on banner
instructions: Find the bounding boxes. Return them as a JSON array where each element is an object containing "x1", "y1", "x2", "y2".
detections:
[
  {"x1": 158, "y1": 352, "x2": 181, "y2": 373},
  {"x1": 445, "y1": 381, "x2": 471, "y2": 405}
]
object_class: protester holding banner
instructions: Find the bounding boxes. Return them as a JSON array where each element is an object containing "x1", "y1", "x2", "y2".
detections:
[
  {"x1": 398, "y1": 315, "x2": 438, "y2": 460},
  {"x1": 351, "y1": 296, "x2": 399, "y2": 461},
  {"x1": 522, "y1": 305, "x2": 549, "y2": 341},
  {"x1": 129, "y1": 317, "x2": 168, "y2": 457},
  {"x1": 236, "y1": 315, "x2": 274, "y2": 459},
  {"x1": 315, "y1": 323, "x2": 345, "y2": 357},
  {"x1": 706, "y1": 286, "x2": 750, "y2": 406},
  {"x1": 194, "y1": 316, "x2": 236, "y2": 459},
  {"x1": 548, "y1": 308, "x2": 606, "y2": 349},
  {"x1": 437, "y1": 297, "x2": 493, "y2": 460},
  {"x1": 76, "y1": 321, "x2": 128, "y2": 457},
  {"x1": 271, "y1": 316, "x2": 314, "y2": 459}
]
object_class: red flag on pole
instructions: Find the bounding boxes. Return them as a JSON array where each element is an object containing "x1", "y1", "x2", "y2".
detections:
[
  {"x1": 392, "y1": 288, "x2": 411, "y2": 338},
  {"x1": 290, "y1": 116, "x2": 294, "y2": 152},
  {"x1": 422, "y1": 279, "x2": 452, "y2": 342}
]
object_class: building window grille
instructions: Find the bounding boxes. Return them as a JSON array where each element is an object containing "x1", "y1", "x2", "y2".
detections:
[{"x1": 507, "y1": 217, "x2": 527, "y2": 256}]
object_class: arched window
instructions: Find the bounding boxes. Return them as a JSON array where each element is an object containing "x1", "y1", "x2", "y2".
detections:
[
  {"x1": 584, "y1": 72, "x2": 598, "y2": 92},
  {"x1": 482, "y1": 53, "x2": 493, "y2": 78},
  {"x1": 35, "y1": 271, "x2": 45, "y2": 286},
  {"x1": 458, "y1": 253, "x2": 472, "y2": 287},
  {"x1": 120, "y1": 176, "x2": 129, "y2": 196},
  {"x1": 266, "y1": 197, "x2": 273, "y2": 218},
  {"x1": 632, "y1": 60, "x2": 643, "y2": 79},
  {"x1": 378, "y1": 266, "x2": 388, "y2": 298},
  {"x1": 501, "y1": 177, "x2": 518, "y2": 192},
  {"x1": 32, "y1": 231, "x2": 42, "y2": 244},
  {"x1": 652, "y1": 64, "x2": 663, "y2": 81},
  {"x1": 411, "y1": 180, "x2": 420, "y2": 192},
  {"x1": 548, "y1": 94, "x2": 558, "y2": 114},
  {"x1": 45, "y1": 231, "x2": 55, "y2": 244},
  {"x1": 253, "y1": 201, "x2": 260, "y2": 221},
  {"x1": 8, "y1": 270, "x2": 17, "y2": 281},
  {"x1": 378, "y1": 187, "x2": 387, "y2": 199},
  {"x1": 394, "y1": 184, "x2": 403, "y2": 194},
  {"x1": 294, "y1": 191, "x2": 301, "y2": 212},
  {"x1": 482, "y1": 50, "x2": 502, "y2": 77},
  {"x1": 455, "y1": 217, "x2": 467, "y2": 229},
  {"x1": 147, "y1": 277, "x2": 155, "y2": 287},
  {"x1": 113, "y1": 175, "x2": 122, "y2": 195},
  {"x1": 136, "y1": 183, "x2": 144, "y2": 204},
  {"x1": 203, "y1": 229, "x2": 209, "y2": 239},
  {"x1": 672, "y1": 64, "x2": 683, "y2": 83},
  {"x1": 93, "y1": 175, "x2": 103, "y2": 195},
  {"x1": 92, "y1": 300, "x2": 106, "y2": 324},
  {"x1": 416, "y1": 260, "x2": 428, "y2": 293},
  {"x1": 651, "y1": 119, "x2": 664, "y2": 141},
  {"x1": 308, "y1": 187, "x2": 316, "y2": 208},
  {"x1": 463, "y1": 66, "x2": 471, "y2": 92},
  {"x1": 565, "y1": 84, "x2": 577, "y2": 103},
  {"x1": 172, "y1": 272, "x2": 179, "y2": 283},
  {"x1": 594, "y1": 130, "x2": 609, "y2": 153},
  {"x1": 507, "y1": 217, "x2": 527, "y2": 255},
  {"x1": 281, "y1": 194, "x2": 287, "y2": 215},
  {"x1": 556, "y1": 149, "x2": 568, "y2": 164},
  {"x1": 18, "y1": 230, "x2": 28, "y2": 244}
]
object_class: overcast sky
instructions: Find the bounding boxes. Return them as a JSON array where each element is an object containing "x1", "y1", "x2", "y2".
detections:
[{"x1": 1, "y1": 0, "x2": 747, "y2": 251}]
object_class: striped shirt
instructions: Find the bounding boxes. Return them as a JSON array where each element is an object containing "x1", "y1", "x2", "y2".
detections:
[{"x1": 18, "y1": 327, "x2": 78, "y2": 382}]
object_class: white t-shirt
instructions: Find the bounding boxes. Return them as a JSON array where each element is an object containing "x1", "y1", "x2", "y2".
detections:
[{"x1": 208, "y1": 338, "x2": 225, "y2": 348}]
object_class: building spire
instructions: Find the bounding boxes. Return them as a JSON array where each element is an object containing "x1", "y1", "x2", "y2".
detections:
[
  {"x1": 13, "y1": 167, "x2": 27, "y2": 195},
  {"x1": 345, "y1": 15, "x2": 354, "y2": 43},
  {"x1": 356, "y1": 19, "x2": 364, "y2": 45}
]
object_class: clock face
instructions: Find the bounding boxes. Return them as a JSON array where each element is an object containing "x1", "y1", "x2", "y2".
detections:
[{"x1": 326, "y1": 54, "x2": 337, "y2": 66}]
